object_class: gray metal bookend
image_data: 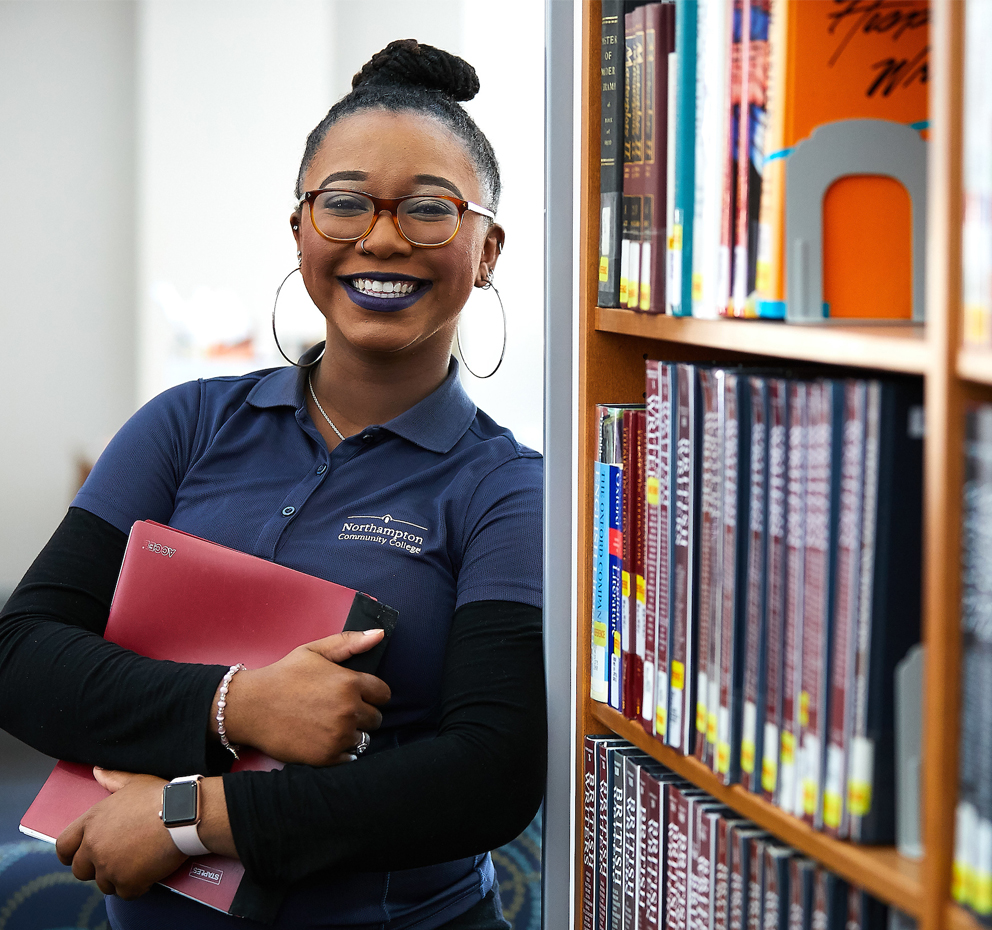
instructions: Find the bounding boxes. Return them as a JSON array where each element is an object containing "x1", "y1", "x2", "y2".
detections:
[{"x1": 784, "y1": 118, "x2": 927, "y2": 323}]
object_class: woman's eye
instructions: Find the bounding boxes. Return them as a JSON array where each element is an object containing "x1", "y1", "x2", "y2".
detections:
[
  {"x1": 406, "y1": 198, "x2": 458, "y2": 221},
  {"x1": 320, "y1": 194, "x2": 370, "y2": 215}
]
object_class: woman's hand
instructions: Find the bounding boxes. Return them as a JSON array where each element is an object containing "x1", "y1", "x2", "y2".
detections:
[
  {"x1": 56, "y1": 768, "x2": 184, "y2": 899},
  {"x1": 217, "y1": 629, "x2": 392, "y2": 767}
]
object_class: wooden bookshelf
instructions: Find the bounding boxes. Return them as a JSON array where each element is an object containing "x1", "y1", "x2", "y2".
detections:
[{"x1": 572, "y1": 3, "x2": 967, "y2": 930}]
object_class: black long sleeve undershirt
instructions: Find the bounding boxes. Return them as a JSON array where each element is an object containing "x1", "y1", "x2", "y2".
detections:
[{"x1": 0, "y1": 508, "x2": 546, "y2": 882}]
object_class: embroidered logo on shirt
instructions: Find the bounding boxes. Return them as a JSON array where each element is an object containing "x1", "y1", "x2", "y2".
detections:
[{"x1": 338, "y1": 514, "x2": 427, "y2": 555}]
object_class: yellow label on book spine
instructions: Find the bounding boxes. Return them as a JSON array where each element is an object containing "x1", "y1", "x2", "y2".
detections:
[
  {"x1": 640, "y1": 281, "x2": 651, "y2": 311},
  {"x1": 599, "y1": 255, "x2": 609, "y2": 283},
  {"x1": 974, "y1": 872, "x2": 992, "y2": 916},
  {"x1": 761, "y1": 756, "x2": 777, "y2": 794},
  {"x1": 780, "y1": 730, "x2": 795, "y2": 765},
  {"x1": 692, "y1": 272, "x2": 703, "y2": 303},
  {"x1": 593, "y1": 623, "x2": 607, "y2": 647},
  {"x1": 696, "y1": 700, "x2": 707, "y2": 734},
  {"x1": 647, "y1": 477, "x2": 660, "y2": 506},
  {"x1": 741, "y1": 739, "x2": 755, "y2": 774},
  {"x1": 671, "y1": 660, "x2": 684, "y2": 691},
  {"x1": 802, "y1": 778, "x2": 817, "y2": 816},
  {"x1": 847, "y1": 780, "x2": 872, "y2": 817},
  {"x1": 622, "y1": 572, "x2": 630, "y2": 598},
  {"x1": 636, "y1": 575, "x2": 645, "y2": 602},
  {"x1": 613, "y1": 631, "x2": 621, "y2": 653},
  {"x1": 656, "y1": 705, "x2": 667, "y2": 735},
  {"x1": 717, "y1": 742, "x2": 730, "y2": 775},
  {"x1": 707, "y1": 712, "x2": 718, "y2": 744},
  {"x1": 799, "y1": 691, "x2": 810, "y2": 727},
  {"x1": 954, "y1": 860, "x2": 967, "y2": 904},
  {"x1": 823, "y1": 790, "x2": 842, "y2": 829}
]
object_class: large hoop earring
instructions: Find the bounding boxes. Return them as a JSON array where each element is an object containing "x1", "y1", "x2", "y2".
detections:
[
  {"x1": 456, "y1": 273, "x2": 506, "y2": 379},
  {"x1": 272, "y1": 266, "x2": 324, "y2": 368}
]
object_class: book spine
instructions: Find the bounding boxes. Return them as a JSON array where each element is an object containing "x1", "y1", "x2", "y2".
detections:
[
  {"x1": 714, "y1": 815, "x2": 731, "y2": 930},
  {"x1": 593, "y1": 455, "x2": 611, "y2": 703},
  {"x1": 611, "y1": 748, "x2": 628, "y2": 930},
  {"x1": 691, "y1": 0, "x2": 731, "y2": 318},
  {"x1": 665, "y1": 48, "x2": 679, "y2": 315},
  {"x1": 730, "y1": 0, "x2": 751, "y2": 317},
  {"x1": 747, "y1": 836, "x2": 767, "y2": 930},
  {"x1": 717, "y1": 372, "x2": 750, "y2": 784},
  {"x1": 599, "y1": 0, "x2": 625, "y2": 308},
  {"x1": 799, "y1": 381, "x2": 833, "y2": 828},
  {"x1": 718, "y1": 0, "x2": 743, "y2": 317},
  {"x1": 599, "y1": 741, "x2": 613, "y2": 930},
  {"x1": 824, "y1": 380, "x2": 867, "y2": 839},
  {"x1": 695, "y1": 368, "x2": 724, "y2": 765},
  {"x1": 632, "y1": 410, "x2": 648, "y2": 718},
  {"x1": 689, "y1": 803, "x2": 711, "y2": 930},
  {"x1": 642, "y1": 768, "x2": 663, "y2": 930},
  {"x1": 657, "y1": 365, "x2": 674, "y2": 739},
  {"x1": 640, "y1": 3, "x2": 665, "y2": 312},
  {"x1": 761, "y1": 378, "x2": 788, "y2": 801},
  {"x1": 644, "y1": 362, "x2": 662, "y2": 735},
  {"x1": 584, "y1": 737, "x2": 599, "y2": 930},
  {"x1": 740, "y1": 377, "x2": 769, "y2": 791},
  {"x1": 622, "y1": 754, "x2": 640, "y2": 930},
  {"x1": 743, "y1": 0, "x2": 771, "y2": 312},
  {"x1": 623, "y1": 410, "x2": 636, "y2": 717},
  {"x1": 778, "y1": 380, "x2": 807, "y2": 814},
  {"x1": 669, "y1": 0, "x2": 698, "y2": 316},
  {"x1": 707, "y1": 375, "x2": 727, "y2": 771},
  {"x1": 610, "y1": 459, "x2": 625, "y2": 711},
  {"x1": 788, "y1": 858, "x2": 815, "y2": 930},
  {"x1": 666, "y1": 786, "x2": 691, "y2": 930},
  {"x1": 764, "y1": 846, "x2": 791, "y2": 930},
  {"x1": 621, "y1": 11, "x2": 635, "y2": 309},
  {"x1": 623, "y1": 7, "x2": 646, "y2": 310},
  {"x1": 730, "y1": 829, "x2": 751, "y2": 930}
]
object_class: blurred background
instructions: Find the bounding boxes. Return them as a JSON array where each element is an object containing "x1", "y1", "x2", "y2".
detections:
[{"x1": 0, "y1": 2, "x2": 545, "y2": 926}]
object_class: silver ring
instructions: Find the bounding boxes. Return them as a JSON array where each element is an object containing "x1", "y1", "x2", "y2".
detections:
[
  {"x1": 360, "y1": 238, "x2": 371, "y2": 255},
  {"x1": 355, "y1": 731, "x2": 371, "y2": 755}
]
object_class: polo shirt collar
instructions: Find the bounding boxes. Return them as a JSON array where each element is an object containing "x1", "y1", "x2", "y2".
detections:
[{"x1": 246, "y1": 347, "x2": 477, "y2": 454}]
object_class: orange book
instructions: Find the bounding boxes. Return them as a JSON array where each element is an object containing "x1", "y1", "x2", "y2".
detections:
[{"x1": 754, "y1": 0, "x2": 929, "y2": 320}]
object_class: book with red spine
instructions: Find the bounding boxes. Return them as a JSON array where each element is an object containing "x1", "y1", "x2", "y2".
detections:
[
  {"x1": 622, "y1": 5, "x2": 646, "y2": 309},
  {"x1": 622, "y1": 750, "x2": 649, "y2": 930},
  {"x1": 823, "y1": 380, "x2": 867, "y2": 838},
  {"x1": 585, "y1": 736, "x2": 623, "y2": 930},
  {"x1": 760, "y1": 378, "x2": 789, "y2": 802},
  {"x1": 715, "y1": 815, "x2": 748, "y2": 930},
  {"x1": 598, "y1": 738, "x2": 623, "y2": 930},
  {"x1": 740, "y1": 376, "x2": 769, "y2": 791},
  {"x1": 695, "y1": 367, "x2": 724, "y2": 764},
  {"x1": 716, "y1": 371, "x2": 751, "y2": 784},
  {"x1": 644, "y1": 361, "x2": 663, "y2": 736},
  {"x1": 746, "y1": 834, "x2": 768, "y2": 930},
  {"x1": 689, "y1": 804, "x2": 723, "y2": 930},
  {"x1": 763, "y1": 845, "x2": 792, "y2": 930},
  {"x1": 639, "y1": 766, "x2": 664, "y2": 930},
  {"x1": 777, "y1": 380, "x2": 808, "y2": 815},
  {"x1": 665, "y1": 785, "x2": 694, "y2": 930},
  {"x1": 668, "y1": 364, "x2": 702, "y2": 753},
  {"x1": 798, "y1": 380, "x2": 843, "y2": 829},
  {"x1": 811, "y1": 868, "x2": 848, "y2": 930},
  {"x1": 730, "y1": 827, "x2": 765, "y2": 930}
]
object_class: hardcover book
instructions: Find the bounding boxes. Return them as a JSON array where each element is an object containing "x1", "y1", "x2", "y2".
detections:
[{"x1": 599, "y1": 0, "x2": 626, "y2": 308}]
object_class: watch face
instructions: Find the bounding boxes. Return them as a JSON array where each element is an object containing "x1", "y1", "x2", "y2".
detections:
[{"x1": 162, "y1": 781, "x2": 198, "y2": 826}]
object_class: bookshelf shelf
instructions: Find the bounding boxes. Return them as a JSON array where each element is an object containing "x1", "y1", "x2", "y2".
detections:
[
  {"x1": 957, "y1": 347, "x2": 992, "y2": 385},
  {"x1": 596, "y1": 308, "x2": 931, "y2": 375},
  {"x1": 591, "y1": 704, "x2": 925, "y2": 918},
  {"x1": 571, "y1": 3, "x2": 965, "y2": 929}
]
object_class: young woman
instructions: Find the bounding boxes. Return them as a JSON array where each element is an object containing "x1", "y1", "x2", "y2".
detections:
[{"x1": 0, "y1": 40, "x2": 545, "y2": 930}]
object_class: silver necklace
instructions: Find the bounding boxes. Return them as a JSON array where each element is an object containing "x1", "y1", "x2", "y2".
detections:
[{"x1": 308, "y1": 369, "x2": 346, "y2": 442}]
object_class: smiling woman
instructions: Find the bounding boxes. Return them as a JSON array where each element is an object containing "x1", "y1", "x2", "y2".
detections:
[{"x1": 0, "y1": 38, "x2": 544, "y2": 930}]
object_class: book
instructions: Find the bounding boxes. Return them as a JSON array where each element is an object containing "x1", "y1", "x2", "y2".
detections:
[
  {"x1": 760, "y1": 377, "x2": 788, "y2": 801},
  {"x1": 718, "y1": 0, "x2": 745, "y2": 318},
  {"x1": 778, "y1": 379, "x2": 807, "y2": 815},
  {"x1": 585, "y1": 736, "x2": 626, "y2": 930},
  {"x1": 763, "y1": 844, "x2": 792, "y2": 930},
  {"x1": 655, "y1": 363, "x2": 676, "y2": 740},
  {"x1": 21, "y1": 519, "x2": 397, "y2": 918},
  {"x1": 739, "y1": 376, "x2": 769, "y2": 791},
  {"x1": 690, "y1": 0, "x2": 732, "y2": 318},
  {"x1": 623, "y1": 6, "x2": 647, "y2": 310},
  {"x1": 746, "y1": 832, "x2": 767, "y2": 930},
  {"x1": 788, "y1": 857, "x2": 816, "y2": 930},
  {"x1": 666, "y1": 784, "x2": 694, "y2": 930},
  {"x1": 599, "y1": 738, "x2": 627, "y2": 930},
  {"x1": 716, "y1": 370, "x2": 751, "y2": 784},
  {"x1": 811, "y1": 867, "x2": 848, "y2": 930},
  {"x1": 644, "y1": 361, "x2": 664, "y2": 735},
  {"x1": 798, "y1": 380, "x2": 842, "y2": 829},
  {"x1": 695, "y1": 366, "x2": 724, "y2": 765},
  {"x1": 753, "y1": 0, "x2": 930, "y2": 320},
  {"x1": 667, "y1": 0, "x2": 698, "y2": 316},
  {"x1": 620, "y1": 748, "x2": 650, "y2": 930},
  {"x1": 847, "y1": 379, "x2": 924, "y2": 844},
  {"x1": 629, "y1": 409, "x2": 648, "y2": 718},
  {"x1": 640, "y1": 766, "x2": 666, "y2": 930},
  {"x1": 823, "y1": 379, "x2": 868, "y2": 838},
  {"x1": 593, "y1": 410, "x2": 613, "y2": 704},
  {"x1": 599, "y1": 0, "x2": 626, "y2": 308}
]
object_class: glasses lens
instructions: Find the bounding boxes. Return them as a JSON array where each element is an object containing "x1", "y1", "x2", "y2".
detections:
[
  {"x1": 311, "y1": 191, "x2": 374, "y2": 240},
  {"x1": 398, "y1": 197, "x2": 461, "y2": 245}
]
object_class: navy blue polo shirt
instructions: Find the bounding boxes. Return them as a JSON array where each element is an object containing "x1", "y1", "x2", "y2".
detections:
[{"x1": 72, "y1": 354, "x2": 543, "y2": 927}]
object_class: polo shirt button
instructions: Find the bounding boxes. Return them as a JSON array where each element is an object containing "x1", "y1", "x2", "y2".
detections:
[
  {"x1": 361, "y1": 433, "x2": 373, "y2": 443},
  {"x1": 282, "y1": 506, "x2": 296, "y2": 516},
  {"x1": 316, "y1": 464, "x2": 327, "y2": 475}
]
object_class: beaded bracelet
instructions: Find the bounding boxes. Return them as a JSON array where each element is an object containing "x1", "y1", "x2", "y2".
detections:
[{"x1": 216, "y1": 663, "x2": 246, "y2": 760}]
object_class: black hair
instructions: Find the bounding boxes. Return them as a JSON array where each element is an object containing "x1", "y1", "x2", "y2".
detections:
[{"x1": 294, "y1": 39, "x2": 501, "y2": 213}]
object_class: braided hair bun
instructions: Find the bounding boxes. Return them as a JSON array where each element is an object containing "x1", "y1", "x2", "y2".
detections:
[{"x1": 351, "y1": 39, "x2": 480, "y2": 102}]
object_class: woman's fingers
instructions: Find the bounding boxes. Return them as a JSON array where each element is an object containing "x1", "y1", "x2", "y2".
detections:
[
  {"x1": 305, "y1": 628, "x2": 384, "y2": 664},
  {"x1": 55, "y1": 817, "x2": 84, "y2": 866},
  {"x1": 93, "y1": 767, "x2": 134, "y2": 793}
]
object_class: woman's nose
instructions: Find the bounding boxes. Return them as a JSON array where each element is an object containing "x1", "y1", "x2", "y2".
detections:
[{"x1": 357, "y1": 210, "x2": 412, "y2": 258}]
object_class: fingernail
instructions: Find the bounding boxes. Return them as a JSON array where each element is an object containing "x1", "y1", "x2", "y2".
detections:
[
  {"x1": 363, "y1": 628, "x2": 380, "y2": 635},
  {"x1": 346, "y1": 754, "x2": 358, "y2": 762}
]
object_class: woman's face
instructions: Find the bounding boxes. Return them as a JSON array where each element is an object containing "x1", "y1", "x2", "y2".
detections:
[{"x1": 292, "y1": 109, "x2": 503, "y2": 363}]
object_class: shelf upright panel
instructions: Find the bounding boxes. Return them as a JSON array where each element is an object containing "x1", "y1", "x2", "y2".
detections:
[{"x1": 921, "y1": 3, "x2": 967, "y2": 930}]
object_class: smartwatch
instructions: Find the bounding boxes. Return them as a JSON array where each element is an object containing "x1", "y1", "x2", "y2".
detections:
[{"x1": 159, "y1": 775, "x2": 211, "y2": 856}]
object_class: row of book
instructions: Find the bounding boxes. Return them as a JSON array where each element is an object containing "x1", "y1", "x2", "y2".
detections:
[
  {"x1": 962, "y1": 0, "x2": 992, "y2": 347},
  {"x1": 598, "y1": 0, "x2": 929, "y2": 320},
  {"x1": 581, "y1": 736, "x2": 914, "y2": 930},
  {"x1": 954, "y1": 402, "x2": 992, "y2": 923},
  {"x1": 590, "y1": 361, "x2": 924, "y2": 844}
]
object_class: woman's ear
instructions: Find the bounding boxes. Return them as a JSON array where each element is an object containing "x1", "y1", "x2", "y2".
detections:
[
  {"x1": 476, "y1": 224, "x2": 505, "y2": 287},
  {"x1": 291, "y1": 211, "x2": 302, "y2": 250}
]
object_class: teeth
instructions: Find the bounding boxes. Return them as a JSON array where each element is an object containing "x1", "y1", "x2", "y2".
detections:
[{"x1": 351, "y1": 279, "x2": 419, "y2": 298}]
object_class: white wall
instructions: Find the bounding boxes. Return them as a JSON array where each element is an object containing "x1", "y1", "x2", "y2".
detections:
[{"x1": 0, "y1": 2, "x2": 137, "y2": 592}]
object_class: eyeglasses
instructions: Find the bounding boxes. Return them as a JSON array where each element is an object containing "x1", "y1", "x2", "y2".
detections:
[{"x1": 300, "y1": 189, "x2": 495, "y2": 248}]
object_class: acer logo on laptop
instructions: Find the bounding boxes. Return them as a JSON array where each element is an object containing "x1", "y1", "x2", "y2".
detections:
[
  {"x1": 189, "y1": 863, "x2": 223, "y2": 885},
  {"x1": 143, "y1": 540, "x2": 176, "y2": 558}
]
